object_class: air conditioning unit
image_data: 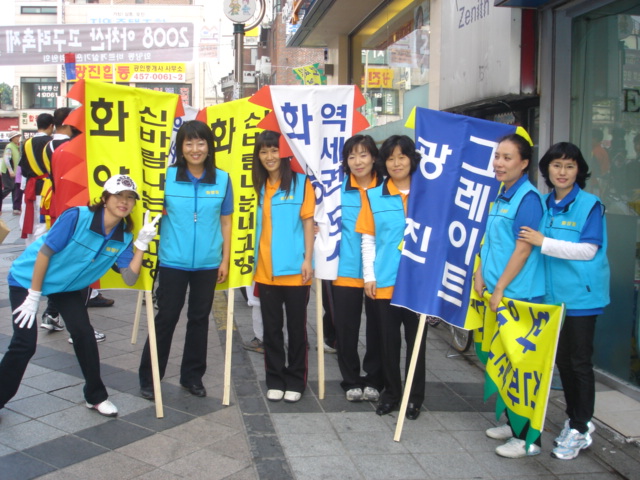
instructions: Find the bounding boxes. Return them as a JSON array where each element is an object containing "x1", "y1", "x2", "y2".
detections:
[
  {"x1": 243, "y1": 71, "x2": 257, "y2": 84},
  {"x1": 260, "y1": 57, "x2": 272, "y2": 76}
]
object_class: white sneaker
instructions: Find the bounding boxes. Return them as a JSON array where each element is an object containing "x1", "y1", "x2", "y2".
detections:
[
  {"x1": 486, "y1": 423, "x2": 513, "y2": 440},
  {"x1": 41, "y1": 314, "x2": 65, "y2": 331},
  {"x1": 555, "y1": 419, "x2": 595, "y2": 446},
  {"x1": 284, "y1": 391, "x2": 302, "y2": 403},
  {"x1": 86, "y1": 399, "x2": 118, "y2": 417},
  {"x1": 69, "y1": 330, "x2": 106, "y2": 344},
  {"x1": 495, "y1": 438, "x2": 540, "y2": 458},
  {"x1": 362, "y1": 386, "x2": 380, "y2": 402},
  {"x1": 323, "y1": 343, "x2": 337, "y2": 354},
  {"x1": 346, "y1": 388, "x2": 363, "y2": 402},
  {"x1": 551, "y1": 429, "x2": 592, "y2": 460},
  {"x1": 266, "y1": 389, "x2": 284, "y2": 402}
]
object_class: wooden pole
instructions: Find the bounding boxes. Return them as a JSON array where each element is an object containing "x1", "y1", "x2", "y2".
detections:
[
  {"x1": 145, "y1": 290, "x2": 164, "y2": 418},
  {"x1": 222, "y1": 288, "x2": 235, "y2": 406},
  {"x1": 316, "y1": 278, "x2": 325, "y2": 399},
  {"x1": 394, "y1": 313, "x2": 427, "y2": 442},
  {"x1": 130, "y1": 290, "x2": 143, "y2": 344}
]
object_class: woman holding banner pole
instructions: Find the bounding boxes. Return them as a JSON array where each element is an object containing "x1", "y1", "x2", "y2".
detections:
[
  {"x1": 357, "y1": 135, "x2": 426, "y2": 420},
  {"x1": 474, "y1": 133, "x2": 545, "y2": 458},
  {"x1": 252, "y1": 130, "x2": 315, "y2": 404},
  {"x1": 0, "y1": 175, "x2": 158, "y2": 417},
  {"x1": 138, "y1": 120, "x2": 233, "y2": 400},
  {"x1": 332, "y1": 134, "x2": 383, "y2": 403},
  {"x1": 519, "y1": 142, "x2": 609, "y2": 461}
]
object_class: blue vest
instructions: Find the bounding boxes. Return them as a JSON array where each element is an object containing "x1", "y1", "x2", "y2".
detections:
[
  {"x1": 337, "y1": 175, "x2": 381, "y2": 279},
  {"x1": 10, "y1": 207, "x2": 133, "y2": 295},
  {"x1": 159, "y1": 166, "x2": 229, "y2": 270},
  {"x1": 541, "y1": 189, "x2": 610, "y2": 310},
  {"x1": 255, "y1": 173, "x2": 308, "y2": 277},
  {"x1": 366, "y1": 179, "x2": 405, "y2": 289},
  {"x1": 480, "y1": 180, "x2": 545, "y2": 300}
]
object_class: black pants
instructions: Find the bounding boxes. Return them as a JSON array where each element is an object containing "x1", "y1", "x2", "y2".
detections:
[
  {"x1": 258, "y1": 283, "x2": 310, "y2": 393},
  {"x1": 321, "y1": 279, "x2": 336, "y2": 347},
  {"x1": 556, "y1": 314, "x2": 597, "y2": 434},
  {"x1": 375, "y1": 299, "x2": 427, "y2": 406},
  {"x1": 332, "y1": 284, "x2": 383, "y2": 392},
  {"x1": 1, "y1": 173, "x2": 13, "y2": 201},
  {"x1": 0, "y1": 286, "x2": 105, "y2": 408},
  {"x1": 139, "y1": 266, "x2": 217, "y2": 388},
  {"x1": 11, "y1": 182, "x2": 22, "y2": 211}
]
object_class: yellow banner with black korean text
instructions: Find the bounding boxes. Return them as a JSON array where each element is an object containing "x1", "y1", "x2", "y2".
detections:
[
  {"x1": 196, "y1": 98, "x2": 270, "y2": 290},
  {"x1": 467, "y1": 289, "x2": 565, "y2": 448}
]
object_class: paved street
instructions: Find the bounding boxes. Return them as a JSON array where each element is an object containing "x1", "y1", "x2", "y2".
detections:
[{"x1": 1, "y1": 202, "x2": 639, "y2": 480}]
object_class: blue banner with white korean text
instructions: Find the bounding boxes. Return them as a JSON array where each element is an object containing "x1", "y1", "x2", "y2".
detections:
[{"x1": 391, "y1": 108, "x2": 516, "y2": 328}]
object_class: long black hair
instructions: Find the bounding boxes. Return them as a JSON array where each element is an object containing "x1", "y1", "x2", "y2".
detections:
[
  {"x1": 174, "y1": 120, "x2": 216, "y2": 182},
  {"x1": 539, "y1": 142, "x2": 591, "y2": 189},
  {"x1": 252, "y1": 130, "x2": 297, "y2": 198}
]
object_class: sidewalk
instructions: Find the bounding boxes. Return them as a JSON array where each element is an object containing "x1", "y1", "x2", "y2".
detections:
[{"x1": 0, "y1": 201, "x2": 639, "y2": 479}]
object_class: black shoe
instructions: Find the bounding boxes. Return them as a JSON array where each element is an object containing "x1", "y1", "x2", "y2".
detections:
[
  {"x1": 87, "y1": 294, "x2": 115, "y2": 308},
  {"x1": 406, "y1": 403, "x2": 421, "y2": 420},
  {"x1": 181, "y1": 384, "x2": 206, "y2": 397},
  {"x1": 376, "y1": 402, "x2": 397, "y2": 416},
  {"x1": 140, "y1": 387, "x2": 154, "y2": 400}
]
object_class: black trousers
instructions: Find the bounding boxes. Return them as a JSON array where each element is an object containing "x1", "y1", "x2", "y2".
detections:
[
  {"x1": 321, "y1": 279, "x2": 336, "y2": 347},
  {"x1": 258, "y1": 283, "x2": 310, "y2": 393},
  {"x1": 375, "y1": 299, "x2": 427, "y2": 405},
  {"x1": 332, "y1": 284, "x2": 383, "y2": 392},
  {"x1": 0, "y1": 286, "x2": 106, "y2": 408},
  {"x1": 139, "y1": 266, "x2": 217, "y2": 388},
  {"x1": 556, "y1": 314, "x2": 597, "y2": 434}
]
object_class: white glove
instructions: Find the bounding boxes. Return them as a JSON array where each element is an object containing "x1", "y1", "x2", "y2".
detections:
[
  {"x1": 13, "y1": 289, "x2": 42, "y2": 329},
  {"x1": 134, "y1": 210, "x2": 161, "y2": 251}
]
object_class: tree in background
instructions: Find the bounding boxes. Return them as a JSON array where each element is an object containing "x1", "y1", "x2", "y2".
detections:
[{"x1": 0, "y1": 83, "x2": 13, "y2": 108}]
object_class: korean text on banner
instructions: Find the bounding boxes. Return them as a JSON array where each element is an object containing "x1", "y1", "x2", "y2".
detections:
[
  {"x1": 392, "y1": 108, "x2": 515, "y2": 327},
  {"x1": 471, "y1": 291, "x2": 565, "y2": 448},
  {"x1": 250, "y1": 85, "x2": 369, "y2": 280},
  {"x1": 197, "y1": 98, "x2": 270, "y2": 290},
  {"x1": 67, "y1": 79, "x2": 184, "y2": 291}
]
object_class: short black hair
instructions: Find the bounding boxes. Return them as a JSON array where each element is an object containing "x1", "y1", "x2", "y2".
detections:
[
  {"x1": 341, "y1": 134, "x2": 379, "y2": 176},
  {"x1": 378, "y1": 135, "x2": 420, "y2": 177},
  {"x1": 53, "y1": 107, "x2": 73, "y2": 128},
  {"x1": 36, "y1": 113, "x2": 54, "y2": 130},
  {"x1": 539, "y1": 142, "x2": 591, "y2": 189},
  {"x1": 174, "y1": 120, "x2": 216, "y2": 180}
]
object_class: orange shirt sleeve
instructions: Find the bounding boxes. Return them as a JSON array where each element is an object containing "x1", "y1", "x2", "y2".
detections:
[
  {"x1": 300, "y1": 178, "x2": 315, "y2": 220},
  {"x1": 355, "y1": 193, "x2": 375, "y2": 236}
]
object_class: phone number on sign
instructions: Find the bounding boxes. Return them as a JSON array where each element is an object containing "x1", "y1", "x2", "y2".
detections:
[{"x1": 130, "y1": 73, "x2": 186, "y2": 82}]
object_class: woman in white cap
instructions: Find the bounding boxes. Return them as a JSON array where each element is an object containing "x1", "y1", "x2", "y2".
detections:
[{"x1": 0, "y1": 174, "x2": 160, "y2": 417}]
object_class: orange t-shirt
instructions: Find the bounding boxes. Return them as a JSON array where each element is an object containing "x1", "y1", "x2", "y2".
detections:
[
  {"x1": 355, "y1": 179, "x2": 408, "y2": 299},
  {"x1": 254, "y1": 177, "x2": 315, "y2": 286}
]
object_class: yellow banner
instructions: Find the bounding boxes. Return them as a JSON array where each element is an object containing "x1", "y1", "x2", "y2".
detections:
[
  {"x1": 470, "y1": 291, "x2": 565, "y2": 446},
  {"x1": 198, "y1": 98, "x2": 270, "y2": 290},
  {"x1": 292, "y1": 64, "x2": 325, "y2": 85},
  {"x1": 365, "y1": 68, "x2": 394, "y2": 89},
  {"x1": 82, "y1": 80, "x2": 181, "y2": 291},
  {"x1": 71, "y1": 63, "x2": 186, "y2": 83}
]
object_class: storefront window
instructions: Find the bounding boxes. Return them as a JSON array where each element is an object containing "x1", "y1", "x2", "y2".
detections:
[
  {"x1": 571, "y1": 0, "x2": 640, "y2": 385},
  {"x1": 353, "y1": 0, "x2": 430, "y2": 128},
  {"x1": 21, "y1": 78, "x2": 59, "y2": 109}
]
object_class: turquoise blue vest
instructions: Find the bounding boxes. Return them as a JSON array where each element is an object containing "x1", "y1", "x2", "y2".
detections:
[
  {"x1": 10, "y1": 207, "x2": 132, "y2": 295},
  {"x1": 255, "y1": 173, "x2": 308, "y2": 277},
  {"x1": 480, "y1": 180, "x2": 545, "y2": 299},
  {"x1": 159, "y1": 166, "x2": 229, "y2": 270},
  {"x1": 541, "y1": 189, "x2": 610, "y2": 310},
  {"x1": 366, "y1": 179, "x2": 405, "y2": 289},
  {"x1": 337, "y1": 175, "x2": 381, "y2": 279}
]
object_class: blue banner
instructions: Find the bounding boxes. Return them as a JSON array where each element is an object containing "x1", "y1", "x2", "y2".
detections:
[{"x1": 391, "y1": 108, "x2": 516, "y2": 327}]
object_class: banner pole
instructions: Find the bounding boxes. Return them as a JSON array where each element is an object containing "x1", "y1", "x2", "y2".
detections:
[
  {"x1": 131, "y1": 290, "x2": 143, "y2": 344},
  {"x1": 316, "y1": 278, "x2": 325, "y2": 399},
  {"x1": 145, "y1": 290, "x2": 163, "y2": 418},
  {"x1": 222, "y1": 288, "x2": 235, "y2": 406},
  {"x1": 394, "y1": 313, "x2": 427, "y2": 442}
]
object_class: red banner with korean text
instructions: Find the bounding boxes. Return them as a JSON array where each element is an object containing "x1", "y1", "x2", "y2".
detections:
[
  {"x1": 196, "y1": 98, "x2": 270, "y2": 290},
  {"x1": 65, "y1": 79, "x2": 184, "y2": 291}
]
